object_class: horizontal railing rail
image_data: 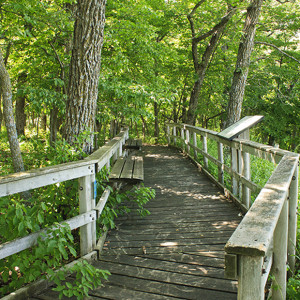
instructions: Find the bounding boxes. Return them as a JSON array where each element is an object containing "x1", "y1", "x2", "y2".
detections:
[
  {"x1": 166, "y1": 123, "x2": 299, "y2": 300},
  {"x1": 0, "y1": 128, "x2": 129, "y2": 260}
]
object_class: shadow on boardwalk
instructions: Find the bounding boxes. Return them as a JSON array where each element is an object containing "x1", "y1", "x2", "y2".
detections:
[{"x1": 34, "y1": 145, "x2": 242, "y2": 299}]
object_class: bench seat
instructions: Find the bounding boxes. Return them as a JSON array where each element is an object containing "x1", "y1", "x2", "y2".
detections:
[
  {"x1": 124, "y1": 138, "x2": 142, "y2": 150},
  {"x1": 109, "y1": 155, "x2": 144, "y2": 183}
]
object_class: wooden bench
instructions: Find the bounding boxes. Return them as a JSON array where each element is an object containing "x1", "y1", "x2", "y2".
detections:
[
  {"x1": 124, "y1": 138, "x2": 142, "y2": 150},
  {"x1": 109, "y1": 154, "x2": 144, "y2": 184}
]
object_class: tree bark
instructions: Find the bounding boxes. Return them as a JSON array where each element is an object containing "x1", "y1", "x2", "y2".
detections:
[
  {"x1": 50, "y1": 106, "x2": 59, "y2": 146},
  {"x1": 185, "y1": 5, "x2": 237, "y2": 125},
  {"x1": 15, "y1": 73, "x2": 27, "y2": 136},
  {"x1": 64, "y1": 0, "x2": 107, "y2": 153},
  {"x1": 0, "y1": 51, "x2": 25, "y2": 173},
  {"x1": 0, "y1": 96, "x2": 3, "y2": 132},
  {"x1": 224, "y1": 0, "x2": 263, "y2": 128},
  {"x1": 154, "y1": 102, "x2": 159, "y2": 142}
]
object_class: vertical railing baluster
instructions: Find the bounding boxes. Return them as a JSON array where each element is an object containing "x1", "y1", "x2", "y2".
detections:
[
  {"x1": 231, "y1": 147, "x2": 238, "y2": 196},
  {"x1": 240, "y1": 130, "x2": 251, "y2": 208},
  {"x1": 186, "y1": 129, "x2": 190, "y2": 154},
  {"x1": 78, "y1": 169, "x2": 96, "y2": 256},
  {"x1": 203, "y1": 134, "x2": 208, "y2": 169},
  {"x1": 218, "y1": 142, "x2": 224, "y2": 185},
  {"x1": 288, "y1": 164, "x2": 299, "y2": 274},
  {"x1": 272, "y1": 198, "x2": 288, "y2": 299},
  {"x1": 181, "y1": 127, "x2": 185, "y2": 152},
  {"x1": 238, "y1": 255, "x2": 264, "y2": 300},
  {"x1": 193, "y1": 132, "x2": 197, "y2": 160},
  {"x1": 173, "y1": 126, "x2": 177, "y2": 145}
]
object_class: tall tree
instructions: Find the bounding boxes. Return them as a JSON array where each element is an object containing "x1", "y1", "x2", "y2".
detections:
[
  {"x1": 64, "y1": 0, "x2": 107, "y2": 153},
  {"x1": 224, "y1": 0, "x2": 263, "y2": 128},
  {"x1": 184, "y1": 2, "x2": 237, "y2": 125},
  {"x1": 0, "y1": 51, "x2": 25, "y2": 173}
]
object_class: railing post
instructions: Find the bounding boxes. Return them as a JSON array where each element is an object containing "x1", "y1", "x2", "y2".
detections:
[
  {"x1": 173, "y1": 126, "x2": 177, "y2": 145},
  {"x1": 231, "y1": 147, "x2": 238, "y2": 196},
  {"x1": 193, "y1": 132, "x2": 197, "y2": 160},
  {"x1": 238, "y1": 255, "x2": 264, "y2": 300},
  {"x1": 181, "y1": 127, "x2": 185, "y2": 152},
  {"x1": 78, "y1": 168, "x2": 96, "y2": 256},
  {"x1": 218, "y1": 142, "x2": 224, "y2": 185},
  {"x1": 272, "y1": 198, "x2": 288, "y2": 299},
  {"x1": 186, "y1": 128, "x2": 190, "y2": 154},
  {"x1": 288, "y1": 164, "x2": 298, "y2": 274},
  {"x1": 203, "y1": 134, "x2": 208, "y2": 169},
  {"x1": 167, "y1": 125, "x2": 170, "y2": 145},
  {"x1": 240, "y1": 130, "x2": 251, "y2": 208}
]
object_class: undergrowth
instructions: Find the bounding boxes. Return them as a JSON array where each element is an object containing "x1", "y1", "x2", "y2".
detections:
[{"x1": 0, "y1": 132, "x2": 155, "y2": 298}]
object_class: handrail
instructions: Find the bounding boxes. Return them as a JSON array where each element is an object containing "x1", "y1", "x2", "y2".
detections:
[
  {"x1": 166, "y1": 123, "x2": 299, "y2": 300},
  {"x1": 0, "y1": 127, "x2": 129, "y2": 260}
]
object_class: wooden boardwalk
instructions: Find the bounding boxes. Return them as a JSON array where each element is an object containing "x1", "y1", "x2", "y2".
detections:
[{"x1": 33, "y1": 145, "x2": 242, "y2": 299}]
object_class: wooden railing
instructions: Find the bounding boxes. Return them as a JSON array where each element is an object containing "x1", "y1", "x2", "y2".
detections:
[
  {"x1": 166, "y1": 123, "x2": 299, "y2": 300},
  {"x1": 0, "y1": 128, "x2": 129, "y2": 260}
]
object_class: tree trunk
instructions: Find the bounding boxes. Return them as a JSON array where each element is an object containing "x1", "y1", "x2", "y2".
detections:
[
  {"x1": 0, "y1": 96, "x2": 3, "y2": 132},
  {"x1": 224, "y1": 0, "x2": 263, "y2": 128},
  {"x1": 154, "y1": 102, "x2": 159, "y2": 142},
  {"x1": 15, "y1": 72, "x2": 27, "y2": 137},
  {"x1": 0, "y1": 51, "x2": 25, "y2": 173},
  {"x1": 64, "y1": 0, "x2": 106, "y2": 153},
  {"x1": 15, "y1": 95, "x2": 26, "y2": 136},
  {"x1": 185, "y1": 5, "x2": 237, "y2": 125},
  {"x1": 40, "y1": 113, "x2": 47, "y2": 131},
  {"x1": 50, "y1": 106, "x2": 59, "y2": 146}
]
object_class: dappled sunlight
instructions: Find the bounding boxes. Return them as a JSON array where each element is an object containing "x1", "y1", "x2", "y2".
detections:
[{"x1": 160, "y1": 241, "x2": 179, "y2": 247}]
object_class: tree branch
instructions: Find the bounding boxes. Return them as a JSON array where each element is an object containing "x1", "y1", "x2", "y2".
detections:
[
  {"x1": 194, "y1": 7, "x2": 237, "y2": 43},
  {"x1": 255, "y1": 41, "x2": 300, "y2": 64},
  {"x1": 187, "y1": 1, "x2": 206, "y2": 70}
]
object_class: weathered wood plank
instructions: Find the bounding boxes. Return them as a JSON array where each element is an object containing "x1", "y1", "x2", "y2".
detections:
[
  {"x1": 99, "y1": 254, "x2": 225, "y2": 279},
  {"x1": 109, "y1": 156, "x2": 126, "y2": 179},
  {"x1": 120, "y1": 156, "x2": 134, "y2": 179},
  {"x1": 132, "y1": 156, "x2": 143, "y2": 181},
  {"x1": 91, "y1": 284, "x2": 179, "y2": 300},
  {"x1": 99, "y1": 273, "x2": 237, "y2": 300},
  {"x1": 225, "y1": 155, "x2": 298, "y2": 256},
  {"x1": 95, "y1": 187, "x2": 111, "y2": 218},
  {"x1": 93, "y1": 260, "x2": 237, "y2": 292},
  {"x1": 103, "y1": 236, "x2": 231, "y2": 250},
  {"x1": 217, "y1": 116, "x2": 264, "y2": 140},
  {"x1": 0, "y1": 211, "x2": 96, "y2": 260}
]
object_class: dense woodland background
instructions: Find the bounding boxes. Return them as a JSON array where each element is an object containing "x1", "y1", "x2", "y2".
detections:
[
  {"x1": 0, "y1": 0, "x2": 299, "y2": 155},
  {"x1": 0, "y1": 0, "x2": 300, "y2": 297}
]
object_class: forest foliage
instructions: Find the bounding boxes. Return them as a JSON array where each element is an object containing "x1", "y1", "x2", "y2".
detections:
[{"x1": 0, "y1": 0, "x2": 299, "y2": 297}]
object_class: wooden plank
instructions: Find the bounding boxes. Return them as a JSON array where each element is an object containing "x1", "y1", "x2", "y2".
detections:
[
  {"x1": 95, "y1": 187, "x2": 111, "y2": 218},
  {"x1": 140, "y1": 252, "x2": 225, "y2": 268},
  {"x1": 219, "y1": 116, "x2": 265, "y2": 140},
  {"x1": 103, "y1": 236, "x2": 231, "y2": 250},
  {"x1": 90, "y1": 284, "x2": 178, "y2": 300},
  {"x1": 120, "y1": 156, "x2": 134, "y2": 179},
  {"x1": 0, "y1": 211, "x2": 96, "y2": 260},
  {"x1": 108, "y1": 230, "x2": 233, "y2": 243},
  {"x1": 93, "y1": 260, "x2": 237, "y2": 293},
  {"x1": 0, "y1": 163, "x2": 95, "y2": 197},
  {"x1": 124, "y1": 138, "x2": 142, "y2": 149},
  {"x1": 97, "y1": 273, "x2": 237, "y2": 300},
  {"x1": 225, "y1": 155, "x2": 298, "y2": 256},
  {"x1": 0, "y1": 128, "x2": 129, "y2": 197},
  {"x1": 99, "y1": 255, "x2": 225, "y2": 279},
  {"x1": 101, "y1": 244, "x2": 225, "y2": 257},
  {"x1": 109, "y1": 157, "x2": 126, "y2": 179},
  {"x1": 132, "y1": 156, "x2": 144, "y2": 181}
]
